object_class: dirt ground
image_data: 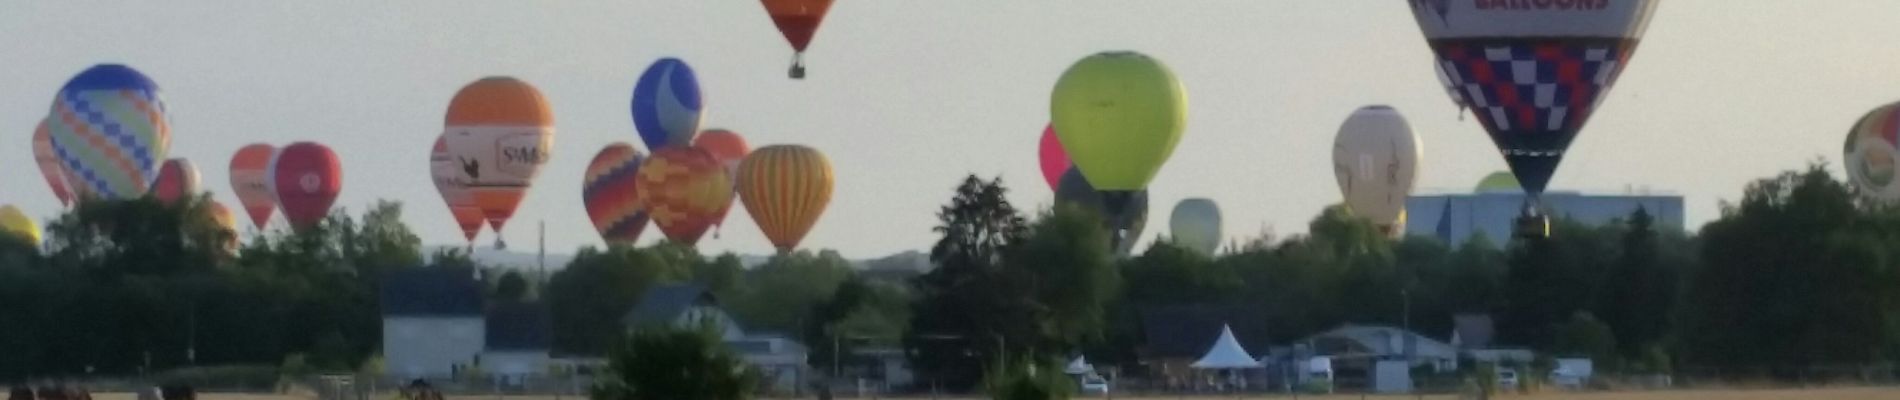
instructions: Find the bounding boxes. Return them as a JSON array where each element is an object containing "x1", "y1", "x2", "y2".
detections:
[{"x1": 67, "y1": 387, "x2": 1900, "y2": 400}]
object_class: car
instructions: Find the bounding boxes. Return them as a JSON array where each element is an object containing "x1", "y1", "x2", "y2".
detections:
[
  {"x1": 1496, "y1": 369, "x2": 1520, "y2": 391},
  {"x1": 1079, "y1": 375, "x2": 1110, "y2": 395}
]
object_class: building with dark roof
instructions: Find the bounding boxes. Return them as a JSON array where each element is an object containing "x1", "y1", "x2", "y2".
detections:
[
  {"x1": 622, "y1": 284, "x2": 742, "y2": 340},
  {"x1": 483, "y1": 301, "x2": 552, "y2": 384},
  {"x1": 382, "y1": 268, "x2": 486, "y2": 379}
]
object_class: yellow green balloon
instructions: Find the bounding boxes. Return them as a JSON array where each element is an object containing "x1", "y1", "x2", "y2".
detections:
[
  {"x1": 0, "y1": 205, "x2": 42, "y2": 245},
  {"x1": 1050, "y1": 51, "x2": 1187, "y2": 191}
]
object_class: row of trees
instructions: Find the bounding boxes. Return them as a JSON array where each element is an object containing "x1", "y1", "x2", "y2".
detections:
[
  {"x1": 1, "y1": 162, "x2": 1894, "y2": 388},
  {"x1": 899, "y1": 163, "x2": 1900, "y2": 389}
]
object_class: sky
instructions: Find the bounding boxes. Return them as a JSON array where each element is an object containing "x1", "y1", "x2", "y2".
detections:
[{"x1": 3, "y1": 1, "x2": 1899, "y2": 259}]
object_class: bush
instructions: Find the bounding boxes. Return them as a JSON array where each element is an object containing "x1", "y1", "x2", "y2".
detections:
[
  {"x1": 591, "y1": 321, "x2": 756, "y2": 400},
  {"x1": 982, "y1": 358, "x2": 1073, "y2": 400}
]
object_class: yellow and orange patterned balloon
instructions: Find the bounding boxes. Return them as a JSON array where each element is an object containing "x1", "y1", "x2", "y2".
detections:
[
  {"x1": 736, "y1": 145, "x2": 833, "y2": 253},
  {"x1": 635, "y1": 147, "x2": 731, "y2": 246},
  {"x1": 206, "y1": 200, "x2": 239, "y2": 253}
]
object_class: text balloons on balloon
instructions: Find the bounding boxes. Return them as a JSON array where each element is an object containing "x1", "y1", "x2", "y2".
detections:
[{"x1": 444, "y1": 77, "x2": 555, "y2": 249}]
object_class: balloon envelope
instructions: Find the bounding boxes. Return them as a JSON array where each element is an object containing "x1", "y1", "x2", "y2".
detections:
[
  {"x1": 1847, "y1": 102, "x2": 1900, "y2": 201},
  {"x1": 1055, "y1": 167, "x2": 1148, "y2": 257},
  {"x1": 761, "y1": 0, "x2": 835, "y2": 77},
  {"x1": 153, "y1": 158, "x2": 202, "y2": 206},
  {"x1": 45, "y1": 64, "x2": 171, "y2": 200},
  {"x1": 694, "y1": 129, "x2": 750, "y2": 228},
  {"x1": 736, "y1": 145, "x2": 834, "y2": 252},
  {"x1": 32, "y1": 119, "x2": 74, "y2": 206},
  {"x1": 632, "y1": 58, "x2": 704, "y2": 151},
  {"x1": 431, "y1": 134, "x2": 485, "y2": 242},
  {"x1": 269, "y1": 142, "x2": 342, "y2": 233},
  {"x1": 0, "y1": 206, "x2": 41, "y2": 246},
  {"x1": 1051, "y1": 51, "x2": 1187, "y2": 192},
  {"x1": 206, "y1": 200, "x2": 239, "y2": 252},
  {"x1": 584, "y1": 143, "x2": 651, "y2": 245},
  {"x1": 1333, "y1": 106, "x2": 1422, "y2": 234},
  {"x1": 1038, "y1": 124, "x2": 1070, "y2": 190},
  {"x1": 229, "y1": 143, "x2": 278, "y2": 229},
  {"x1": 1169, "y1": 198, "x2": 1221, "y2": 256},
  {"x1": 444, "y1": 77, "x2": 555, "y2": 235},
  {"x1": 636, "y1": 147, "x2": 732, "y2": 246},
  {"x1": 1408, "y1": 1, "x2": 1658, "y2": 195}
]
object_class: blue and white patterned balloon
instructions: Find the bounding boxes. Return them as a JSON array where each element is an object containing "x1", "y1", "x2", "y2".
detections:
[{"x1": 631, "y1": 58, "x2": 704, "y2": 152}]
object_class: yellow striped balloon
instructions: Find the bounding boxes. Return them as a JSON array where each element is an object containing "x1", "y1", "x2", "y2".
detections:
[{"x1": 736, "y1": 145, "x2": 833, "y2": 253}]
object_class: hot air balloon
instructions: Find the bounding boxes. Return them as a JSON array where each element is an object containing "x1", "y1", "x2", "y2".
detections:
[
  {"x1": 431, "y1": 134, "x2": 486, "y2": 244},
  {"x1": 1055, "y1": 168, "x2": 1148, "y2": 257},
  {"x1": 230, "y1": 143, "x2": 278, "y2": 229},
  {"x1": 761, "y1": 0, "x2": 835, "y2": 79},
  {"x1": 206, "y1": 200, "x2": 239, "y2": 253},
  {"x1": 0, "y1": 205, "x2": 41, "y2": 246},
  {"x1": 1038, "y1": 124, "x2": 1070, "y2": 191},
  {"x1": 1847, "y1": 102, "x2": 1900, "y2": 201},
  {"x1": 1051, "y1": 51, "x2": 1185, "y2": 250},
  {"x1": 1333, "y1": 106, "x2": 1422, "y2": 237},
  {"x1": 1407, "y1": 0, "x2": 1658, "y2": 238},
  {"x1": 1169, "y1": 198, "x2": 1221, "y2": 256},
  {"x1": 736, "y1": 145, "x2": 833, "y2": 253},
  {"x1": 443, "y1": 77, "x2": 555, "y2": 249},
  {"x1": 632, "y1": 58, "x2": 704, "y2": 151},
  {"x1": 153, "y1": 158, "x2": 202, "y2": 206},
  {"x1": 45, "y1": 64, "x2": 171, "y2": 200},
  {"x1": 635, "y1": 147, "x2": 732, "y2": 246},
  {"x1": 584, "y1": 143, "x2": 651, "y2": 246},
  {"x1": 32, "y1": 119, "x2": 74, "y2": 206},
  {"x1": 269, "y1": 142, "x2": 342, "y2": 233},
  {"x1": 695, "y1": 129, "x2": 750, "y2": 232}
]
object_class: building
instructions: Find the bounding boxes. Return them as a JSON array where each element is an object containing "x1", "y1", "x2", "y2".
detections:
[
  {"x1": 620, "y1": 284, "x2": 810, "y2": 393},
  {"x1": 380, "y1": 268, "x2": 554, "y2": 382},
  {"x1": 382, "y1": 268, "x2": 486, "y2": 380},
  {"x1": 483, "y1": 301, "x2": 553, "y2": 384},
  {"x1": 1405, "y1": 172, "x2": 1684, "y2": 247}
]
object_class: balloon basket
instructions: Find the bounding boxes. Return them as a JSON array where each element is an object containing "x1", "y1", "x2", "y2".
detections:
[
  {"x1": 789, "y1": 53, "x2": 807, "y2": 79},
  {"x1": 1513, "y1": 204, "x2": 1549, "y2": 240},
  {"x1": 494, "y1": 237, "x2": 508, "y2": 251}
]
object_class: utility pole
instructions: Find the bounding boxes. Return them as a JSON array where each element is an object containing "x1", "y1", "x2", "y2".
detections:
[{"x1": 538, "y1": 220, "x2": 547, "y2": 285}]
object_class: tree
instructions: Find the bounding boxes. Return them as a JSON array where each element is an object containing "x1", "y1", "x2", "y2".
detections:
[
  {"x1": 1681, "y1": 164, "x2": 1900, "y2": 370},
  {"x1": 1120, "y1": 240, "x2": 1239, "y2": 306},
  {"x1": 343, "y1": 200, "x2": 424, "y2": 276},
  {"x1": 907, "y1": 175, "x2": 1032, "y2": 390},
  {"x1": 696, "y1": 253, "x2": 747, "y2": 297},
  {"x1": 1550, "y1": 312, "x2": 1618, "y2": 368},
  {"x1": 1498, "y1": 219, "x2": 1616, "y2": 350},
  {"x1": 592, "y1": 322, "x2": 756, "y2": 400},
  {"x1": 1591, "y1": 208, "x2": 1681, "y2": 361},
  {"x1": 1009, "y1": 205, "x2": 1120, "y2": 347},
  {"x1": 495, "y1": 270, "x2": 530, "y2": 302},
  {"x1": 548, "y1": 245, "x2": 692, "y2": 356},
  {"x1": 726, "y1": 250, "x2": 855, "y2": 335}
]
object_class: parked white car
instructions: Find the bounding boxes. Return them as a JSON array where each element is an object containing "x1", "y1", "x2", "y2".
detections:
[
  {"x1": 1495, "y1": 369, "x2": 1520, "y2": 390},
  {"x1": 1079, "y1": 374, "x2": 1110, "y2": 395}
]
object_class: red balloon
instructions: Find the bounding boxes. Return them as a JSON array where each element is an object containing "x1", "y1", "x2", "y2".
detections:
[
  {"x1": 1038, "y1": 124, "x2": 1070, "y2": 190},
  {"x1": 270, "y1": 142, "x2": 342, "y2": 233}
]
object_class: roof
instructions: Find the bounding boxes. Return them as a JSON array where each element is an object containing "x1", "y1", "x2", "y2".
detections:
[
  {"x1": 1452, "y1": 314, "x2": 1495, "y2": 349},
  {"x1": 381, "y1": 268, "x2": 483, "y2": 316},
  {"x1": 1191, "y1": 325, "x2": 1260, "y2": 369},
  {"x1": 486, "y1": 301, "x2": 552, "y2": 351},
  {"x1": 1137, "y1": 305, "x2": 1273, "y2": 359},
  {"x1": 1302, "y1": 324, "x2": 1459, "y2": 360},
  {"x1": 622, "y1": 284, "x2": 717, "y2": 326},
  {"x1": 725, "y1": 334, "x2": 808, "y2": 356}
]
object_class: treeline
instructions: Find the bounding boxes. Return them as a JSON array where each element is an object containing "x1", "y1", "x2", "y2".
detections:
[
  {"x1": 903, "y1": 164, "x2": 1900, "y2": 389},
  {"x1": 0, "y1": 163, "x2": 1894, "y2": 386}
]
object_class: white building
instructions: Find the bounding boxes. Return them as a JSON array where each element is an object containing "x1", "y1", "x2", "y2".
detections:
[
  {"x1": 381, "y1": 268, "x2": 553, "y2": 382},
  {"x1": 381, "y1": 268, "x2": 486, "y2": 380}
]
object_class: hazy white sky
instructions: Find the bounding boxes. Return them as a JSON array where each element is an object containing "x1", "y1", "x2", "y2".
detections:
[{"x1": 3, "y1": 1, "x2": 1898, "y2": 258}]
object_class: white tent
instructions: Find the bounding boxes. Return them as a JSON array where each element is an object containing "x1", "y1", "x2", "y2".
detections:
[
  {"x1": 1065, "y1": 355, "x2": 1093, "y2": 375},
  {"x1": 1191, "y1": 324, "x2": 1260, "y2": 369}
]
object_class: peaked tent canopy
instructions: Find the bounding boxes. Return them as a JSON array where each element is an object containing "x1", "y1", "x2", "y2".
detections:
[
  {"x1": 1191, "y1": 324, "x2": 1260, "y2": 369},
  {"x1": 1066, "y1": 355, "x2": 1093, "y2": 375}
]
